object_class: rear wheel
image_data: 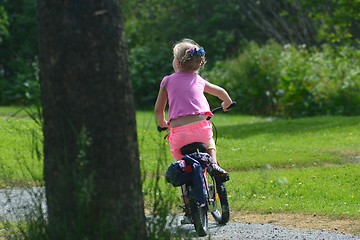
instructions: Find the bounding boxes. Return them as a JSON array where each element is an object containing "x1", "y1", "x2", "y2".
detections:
[
  {"x1": 208, "y1": 176, "x2": 230, "y2": 224},
  {"x1": 188, "y1": 190, "x2": 208, "y2": 237}
]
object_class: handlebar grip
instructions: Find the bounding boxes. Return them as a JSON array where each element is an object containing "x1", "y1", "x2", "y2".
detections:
[
  {"x1": 157, "y1": 126, "x2": 168, "y2": 132},
  {"x1": 211, "y1": 101, "x2": 237, "y2": 114},
  {"x1": 227, "y1": 101, "x2": 237, "y2": 110},
  {"x1": 207, "y1": 101, "x2": 237, "y2": 120}
]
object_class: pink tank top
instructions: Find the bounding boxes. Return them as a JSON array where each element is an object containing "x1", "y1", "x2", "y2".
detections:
[{"x1": 160, "y1": 72, "x2": 213, "y2": 121}]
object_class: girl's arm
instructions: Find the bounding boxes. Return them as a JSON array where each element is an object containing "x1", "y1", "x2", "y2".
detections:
[
  {"x1": 204, "y1": 81, "x2": 233, "y2": 111},
  {"x1": 154, "y1": 87, "x2": 169, "y2": 128}
]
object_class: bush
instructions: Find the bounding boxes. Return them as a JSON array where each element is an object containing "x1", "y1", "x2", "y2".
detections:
[
  {"x1": 1, "y1": 58, "x2": 40, "y2": 105},
  {"x1": 205, "y1": 41, "x2": 360, "y2": 117},
  {"x1": 129, "y1": 44, "x2": 172, "y2": 108},
  {"x1": 277, "y1": 43, "x2": 360, "y2": 116},
  {"x1": 203, "y1": 41, "x2": 282, "y2": 115},
  {"x1": 308, "y1": 44, "x2": 360, "y2": 115}
]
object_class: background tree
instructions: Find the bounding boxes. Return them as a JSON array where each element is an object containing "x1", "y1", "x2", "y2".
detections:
[
  {"x1": 0, "y1": 4, "x2": 9, "y2": 104},
  {"x1": 124, "y1": 0, "x2": 257, "y2": 107},
  {"x1": 38, "y1": 0, "x2": 147, "y2": 239},
  {"x1": 123, "y1": 0, "x2": 360, "y2": 108},
  {"x1": 0, "y1": 4, "x2": 8, "y2": 43},
  {"x1": 298, "y1": 0, "x2": 360, "y2": 43},
  {"x1": 239, "y1": 0, "x2": 317, "y2": 46},
  {"x1": 1, "y1": 0, "x2": 360, "y2": 116}
]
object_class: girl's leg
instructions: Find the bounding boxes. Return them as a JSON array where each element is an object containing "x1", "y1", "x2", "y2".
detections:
[
  {"x1": 206, "y1": 138, "x2": 219, "y2": 164},
  {"x1": 207, "y1": 148, "x2": 218, "y2": 164},
  {"x1": 206, "y1": 139, "x2": 229, "y2": 180}
]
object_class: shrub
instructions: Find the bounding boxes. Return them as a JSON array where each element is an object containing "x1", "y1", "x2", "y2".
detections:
[
  {"x1": 277, "y1": 43, "x2": 360, "y2": 116},
  {"x1": 203, "y1": 41, "x2": 282, "y2": 115},
  {"x1": 129, "y1": 44, "x2": 172, "y2": 108},
  {"x1": 310, "y1": 44, "x2": 360, "y2": 115},
  {"x1": 205, "y1": 41, "x2": 360, "y2": 117},
  {"x1": 1, "y1": 58, "x2": 40, "y2": 105}
]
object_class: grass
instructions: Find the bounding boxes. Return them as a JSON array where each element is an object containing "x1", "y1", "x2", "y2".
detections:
[
  {"x1": 213, "y1": 115, "x2": 359, "y2": 170},
  {"x1": 228, "y1": 164, "x2": 360, "y2": 217},
  {"x1": 136, "y1": 111, "x2": 360, "y2": 219},
  {"x1": 1, "y1": 107, "x2": 360, "y2": 220},
  {"x1": 0, "y1": 116, "x2": 43, "y2": 188},
  {"x1": 0, "y1": 106, "x2": 33, "y2": 118}
]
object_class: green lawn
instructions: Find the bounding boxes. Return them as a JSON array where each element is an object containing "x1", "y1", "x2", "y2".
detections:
[
  {"x1": 0, "y1": 116, "x2": 43, "y2": 187},
  {"x1": 137, "y1": 111, "x2": 360, "y2": 219},
  {"x1": 228, "y1": 164, "x2": 360, "y2": 217},
  {"x1": 1, "y1": 108, "x2": 360, "y2": 219}
]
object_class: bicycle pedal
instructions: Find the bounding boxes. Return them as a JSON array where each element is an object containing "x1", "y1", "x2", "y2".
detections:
[{"x1": 215, "y1": 173, "x2": 230, "y2": 182}]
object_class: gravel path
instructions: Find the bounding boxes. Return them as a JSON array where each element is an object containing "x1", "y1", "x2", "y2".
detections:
[
  {"x1": 160, "y1": 215, "x2": 360, "y2": 240},
  {"x1": 166, "y1": 218, "x2": 360, "y2": 239},
  {"x1": 0, "y1": 188, "x2": 46, "y2": 221},
  {"x1": 1, "y1": 188, "x2": 359, "y2": 239}
]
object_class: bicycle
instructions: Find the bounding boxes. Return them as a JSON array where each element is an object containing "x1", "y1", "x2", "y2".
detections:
[{"x1": 159, "y1": 102, "x2": 236, "y2": 237}]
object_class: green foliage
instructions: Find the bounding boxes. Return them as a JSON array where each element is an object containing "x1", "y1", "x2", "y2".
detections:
[
  {"x1": 123, "y1": 0, "x2": 256, "y2": 108},
  {"x1": 124, "y1": 0, "x2": 247, "y2": 61},
  {"x1": 2, "y1": 0, "x2": 360, "y2": 110},
  {"x1": 0, "y1": 4, "x2": 9, "y2": 43},
  {"x1": 206, "y1": 41, "x2": 360, "y2": 117},
  {"x1": 123, "y1": 0, "x2": 360, "y2": 110},
  {"x1": 278, "y1": 43, "x2": 360, "y2": 116},
  {"x1": 2, "y1": 58, "x2": 40, "y2": 105},
  {"x1": 299, "y1": 0, "x2": 360, "y2": 43},
  {"x1": 0, "y1": 0, "x2": 39, "y2": 105},
  {"x1": 128, "y1": 44, "x2": 172, "y2": 107},
  {"x1": 204, "y1": 41, "x2": 283, "y2": 115}
]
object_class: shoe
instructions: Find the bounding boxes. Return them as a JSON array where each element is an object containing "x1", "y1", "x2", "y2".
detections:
[
  {"x1": 181, "y1": 215, "x2": 193, "y2": 224},
  {"x1": 209, "y1": 163, "x2": 230, "y2": 182}
]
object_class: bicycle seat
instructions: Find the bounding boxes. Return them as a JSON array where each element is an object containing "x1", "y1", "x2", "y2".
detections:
[{"x1": 180, "y1": 142, "x2": 207, "y2": 155}]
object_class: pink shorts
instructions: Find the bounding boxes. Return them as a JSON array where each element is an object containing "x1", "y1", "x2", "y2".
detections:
[{"x1": 167, "y1": 120, "x2": 214, "y2": 160}]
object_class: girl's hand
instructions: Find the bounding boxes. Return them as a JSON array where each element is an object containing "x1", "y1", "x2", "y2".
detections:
[
  {"x1": 221, "y1": 101, "x2": 233, "y2": 112},
  {"x1": 157, "y1": 121, "x2": 169, "y2": 132},
  {"x1": 157, "y1": 120, "x2": 169, "y2": 131}
]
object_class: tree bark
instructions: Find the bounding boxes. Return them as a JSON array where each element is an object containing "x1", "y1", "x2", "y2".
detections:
[{"x1": 38, "y1": 1, "x2": 147, "y2": 239}]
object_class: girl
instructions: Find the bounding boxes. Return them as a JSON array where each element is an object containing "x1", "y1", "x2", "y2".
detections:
[{"x1": 154, "y1": 38, "x2": 233, "y2": 178}]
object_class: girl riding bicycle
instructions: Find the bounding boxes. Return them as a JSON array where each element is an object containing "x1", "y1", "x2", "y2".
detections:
[{"x1": 154, "y1": 38, "x2": 233, "y2": 178}]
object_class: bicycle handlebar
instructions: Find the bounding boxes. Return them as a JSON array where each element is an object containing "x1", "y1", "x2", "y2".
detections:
[
  {"x1": 157, "y1": 101, "x2": 237, "y2": 132},
  {"x1": 207, "y1": 101, "x2": 237, "y2": 120}
]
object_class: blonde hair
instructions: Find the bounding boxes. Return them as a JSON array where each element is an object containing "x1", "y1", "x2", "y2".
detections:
[{"x1": 173, "y1": 38, "x2": 206, "y2": 72}]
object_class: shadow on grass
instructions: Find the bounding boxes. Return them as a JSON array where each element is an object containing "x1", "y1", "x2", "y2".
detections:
[{"x1": 215, "y1": 116, "x2": 360, "y2": 140}]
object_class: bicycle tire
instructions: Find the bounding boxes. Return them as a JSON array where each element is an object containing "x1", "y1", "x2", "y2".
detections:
[
  {"x1": 188, "y1": 190, "x2": 208, "y2": 237},
  {"x1": 209, "y1": 177, "x2": 230, "y2": 225}
]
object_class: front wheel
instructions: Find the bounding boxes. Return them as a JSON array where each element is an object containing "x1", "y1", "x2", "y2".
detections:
[{"x1": 208, "y1": 177, "x2": 230, "y2": 225}]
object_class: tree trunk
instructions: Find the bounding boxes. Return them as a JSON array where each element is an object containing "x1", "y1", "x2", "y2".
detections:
[{"x1": 37, "y1": 1, "x2": 147, "y2": 239}]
